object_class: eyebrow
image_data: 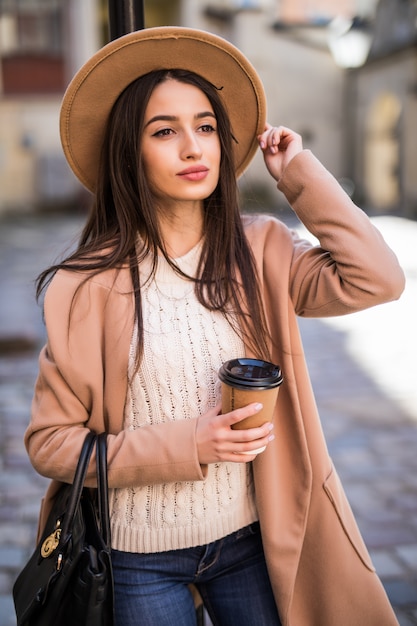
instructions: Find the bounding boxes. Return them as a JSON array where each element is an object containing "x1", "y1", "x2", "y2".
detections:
[{"x1": 144, "y1": 111, "x2": 216, "y2": 128}]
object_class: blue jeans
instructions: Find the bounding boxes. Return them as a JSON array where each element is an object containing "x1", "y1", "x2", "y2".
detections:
[{"x1": 112, "y1": 522, "x2": 282, "y2": 626}]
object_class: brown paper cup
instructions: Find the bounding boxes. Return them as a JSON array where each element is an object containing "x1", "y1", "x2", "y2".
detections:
[
  {"x1": 221, "y1": 383, "x2": 280, "y2": 430},
  {"x1": 219, "y1": 358, "x2": 283, "y2": 439}
]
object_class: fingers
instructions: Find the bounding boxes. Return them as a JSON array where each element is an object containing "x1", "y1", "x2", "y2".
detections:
[
  {"x1": 258, "y1": 123, "x2": 279, "y2": 152},
  {"x1": 258, "y1": 124, "x2": 302, "y2": 154},
  {"x1": 221, "y1": 403, "x2": 275, "y2": 457},
  {"x1": 224, "y1": 402, "x2": 263, "y2": 427},
  {"x1": 196, "y1": 402, "x2": 275, "y2": 464},
  {"x1": 208, "y1": 423, "x2": 274, "y2": 462},
  {"x1": 231, "y1": 422, "x2": 275, "y2": 459},
  {"x1": 257, "y1": 124, "x2": 303, "y2": 182}
]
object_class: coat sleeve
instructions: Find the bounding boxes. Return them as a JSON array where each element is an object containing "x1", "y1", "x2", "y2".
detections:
[
  {"x1": 276, "y1": 150, "x2": 405, "y2": 316},
  {"x1": 25, "y1": 269, "x2": 207, "y2": 488}
]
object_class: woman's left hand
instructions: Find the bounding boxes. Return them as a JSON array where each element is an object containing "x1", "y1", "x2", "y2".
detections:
[{"x1": 258, "y1": 124, "x2": 303, "y2": 182}]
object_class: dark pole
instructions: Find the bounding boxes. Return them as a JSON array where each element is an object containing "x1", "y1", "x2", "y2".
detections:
[{"x1": 108, "y1": 0, "x2": 145, "y2": 40}]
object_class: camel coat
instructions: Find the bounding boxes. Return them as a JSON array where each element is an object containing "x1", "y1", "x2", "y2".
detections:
[{"x1": 26, "y1": 151, "x2": 405, "y2": 625}]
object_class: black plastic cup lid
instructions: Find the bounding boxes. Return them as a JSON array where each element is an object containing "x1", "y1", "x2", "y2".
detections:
[{"x1": 218, "y1": 358, "x2": 283, "y2": 390}]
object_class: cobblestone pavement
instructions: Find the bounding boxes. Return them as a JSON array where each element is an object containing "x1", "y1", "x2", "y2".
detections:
[{"x1": 1, "y1": 212, "x2": 416, "y2": 625}]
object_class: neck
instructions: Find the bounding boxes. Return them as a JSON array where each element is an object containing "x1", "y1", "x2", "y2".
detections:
[{"x1": 158, "y1": 201, "x2": 204, "y2": 258}]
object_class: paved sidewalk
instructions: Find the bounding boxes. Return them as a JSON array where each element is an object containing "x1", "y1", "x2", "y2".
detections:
[{"x1": 0, "y1": 212, "x2": 416, "y2": 625}]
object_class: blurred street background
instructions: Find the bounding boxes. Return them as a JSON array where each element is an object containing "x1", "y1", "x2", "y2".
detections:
[{"x1": 1, "y1": 0, "x2": 417, "y2": 624}]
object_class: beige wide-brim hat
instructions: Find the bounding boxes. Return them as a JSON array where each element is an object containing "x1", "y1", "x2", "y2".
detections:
[{"x1": 60, "y1": 26, "x2": 267, "y2": 192}]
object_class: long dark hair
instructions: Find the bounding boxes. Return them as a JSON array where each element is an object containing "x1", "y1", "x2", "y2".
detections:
[{"x1": 36, "y1": 69, "x2": 271, "y2": 362}]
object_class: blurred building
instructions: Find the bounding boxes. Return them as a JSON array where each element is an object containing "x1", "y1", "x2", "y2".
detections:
[
  {"x1": 0, "y1": 0, "x2": 100, "y2": 213},
  {"x1": 0, "y1": 0, "x2": 416, "y2": 217},
  {"x1": 179, "y1": 0, "x2": 375, "y2": 208},
  {"x1": 351, "y1": 0, "x2": 417, "y2": 217}
]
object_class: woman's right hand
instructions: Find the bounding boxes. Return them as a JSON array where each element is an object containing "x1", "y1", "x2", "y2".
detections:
[{"x1": 196, "y1": 402, "x2": 274, "y2": 464}]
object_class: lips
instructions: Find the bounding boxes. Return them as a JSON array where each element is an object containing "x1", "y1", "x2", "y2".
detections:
[{"x1": 177, "y1": 166, "x2": 209, "y2": 181}]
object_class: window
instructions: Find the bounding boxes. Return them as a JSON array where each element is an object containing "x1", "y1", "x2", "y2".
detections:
[{"x1": 0, "y1": 0, "x2": 65, "y2": 94}]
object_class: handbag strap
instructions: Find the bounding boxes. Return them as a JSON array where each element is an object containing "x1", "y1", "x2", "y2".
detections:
[
  {"x1": 96, "y1": 432, "x2": 111, "y2": 548},
  {"x1": 60, "y1": 431, "x2": 97, "y2": 539}
]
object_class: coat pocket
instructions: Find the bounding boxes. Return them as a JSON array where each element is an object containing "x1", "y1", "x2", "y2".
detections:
[{"x1": 323, "y1": 466, "x2": 375, "y2": 572}]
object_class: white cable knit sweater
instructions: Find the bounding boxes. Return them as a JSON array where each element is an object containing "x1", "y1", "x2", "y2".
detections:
[{"x1": 109, "y1": 241, "x2": 258, "y2": 553}]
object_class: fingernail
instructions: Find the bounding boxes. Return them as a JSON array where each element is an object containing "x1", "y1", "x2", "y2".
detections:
[
  {"x1": 268, "y1": 423, "x2": 274, "y2": 432},
  {"x1": 259, "y1": 140, "x2": 265, "y2": 149},
  {"x1": 254, "y1": 403, "x2": 263, "y2": 411},
  {"x1": 268, "y1": 434, "x2": 275, "y2": 442}
]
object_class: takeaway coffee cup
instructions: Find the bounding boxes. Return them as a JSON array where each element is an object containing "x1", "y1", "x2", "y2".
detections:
[{"x1": 219, "y1": 358, "x2": 283, "y2": 453}]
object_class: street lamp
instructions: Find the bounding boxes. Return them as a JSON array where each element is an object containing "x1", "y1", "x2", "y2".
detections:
[
  {"x1": 271, "y1": 15, "x2": 373, "y2": 69},
  {"x1": 107, "y1": 0, "x2": 145, "y2": 40},
  {"x1": 327, "y1": 16, "x2": 373, "y2": 69}
]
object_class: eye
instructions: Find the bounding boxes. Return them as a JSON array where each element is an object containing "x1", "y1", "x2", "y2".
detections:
[
  {"x1": 152, "y1": 128, "x2": 174, "y2": 137},
  {"x1": 199, "y1": 124, "x2": 216, "y2": 133}
]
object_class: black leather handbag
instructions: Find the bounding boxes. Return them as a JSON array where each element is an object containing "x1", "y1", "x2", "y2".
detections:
[{"x1": 13, "y1": 431, "x2": 114, "y2": 626}]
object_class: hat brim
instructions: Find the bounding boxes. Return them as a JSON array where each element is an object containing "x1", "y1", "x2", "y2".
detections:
[{"x1": 60, "y1": 26, "x2": 267, "y2": 192}]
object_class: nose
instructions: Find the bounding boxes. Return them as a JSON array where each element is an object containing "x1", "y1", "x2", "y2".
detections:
[{"x1": 180, "y1": 129, "x2": 203, "y2": 160}]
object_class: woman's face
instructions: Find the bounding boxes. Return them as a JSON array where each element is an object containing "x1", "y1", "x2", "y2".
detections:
[{"x1": 141, "y1": 78, "x2": 221, "y2": 209}]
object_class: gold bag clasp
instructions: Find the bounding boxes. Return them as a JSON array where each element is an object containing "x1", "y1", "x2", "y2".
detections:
[{"x1": 40, "y1": 521, "x2": 61, "y2": 558}]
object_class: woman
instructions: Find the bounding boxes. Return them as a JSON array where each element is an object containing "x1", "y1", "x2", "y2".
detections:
[{"x1": 26, "y1": 27, "x2": 404, "y2": 626}]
